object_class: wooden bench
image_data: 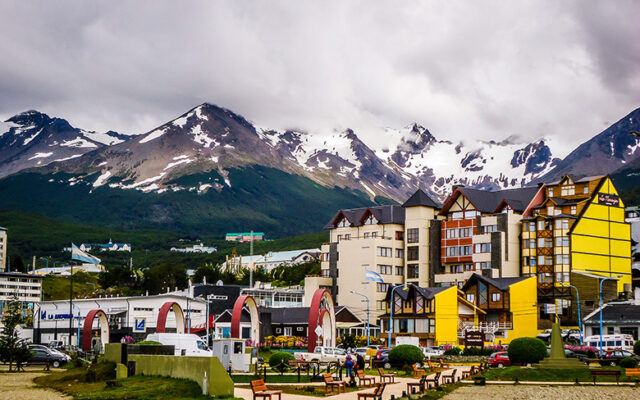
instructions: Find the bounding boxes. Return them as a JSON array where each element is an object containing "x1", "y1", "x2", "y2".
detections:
[
  {"x1": 407, "y1": 374, "x2": 427, "y2": 395},
  {"x1": 357, "y1": 370, "x2": 376, "y2": 387},
  {"x1": 441, "y1": 368, "x2": 457, "y2": 384},
  {"x1": 625, "y1": 368, "x2": 640, "y2": 382},
  {"x1": 461, "y1": 366, "x2": 476, "y2": 379},
  {"x1": 427, "y1": 360, "x2": 440, "y2": 372},
  {"x1": 412, "y1": 363, "x2": 426, "y2": 378},
  {"x1": 425, "y1": 371, "x2": 441, "y2": 389},
  {"x1": 323, "y1": 373, "x2": 346, "y2": 394},
  {"x1": 590, "y1": 369, "x2": 621, "y2": 385},
  {"x1": 377, "y1": 367, "x2": 395, "y2": 383},
  {"x1": 250, "y1": 380, "x2": 282, "y2": 400},
  {"x1": 439, "y1": 358, "x2": 452, "y2": 369},
  {"x1": 357, "y1": 383, "x2": 386, "y2": 400}
]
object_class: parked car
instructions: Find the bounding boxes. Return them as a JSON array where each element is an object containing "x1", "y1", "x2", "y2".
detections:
[
  {"x1": 422, "y1": 346, "x2": 444, "y2": 359},
  {"x1": 488, "y1": 351, "x2": 510, "y2": 368},
  {"x1": 48, "y1": 340, "x2": 65, "y2": 350},
  {"x1": 294, "y1": 347, "x2": 347, "y2": 363},
  {"x1": 598, "y1": 350, "x2": 640, "y2": 366},
  {"x1": 546, "y1": 348, "x2": 587, "y2": 362},
  {"x1": 372, "y1": 348, "x2": 391, "y2": 369},
  {"x1": 352, "y1": 347, "x2": 372, "y2": 361},
  {"x1": 26, "y1": 346, "x2": 70, "y2": 368}
]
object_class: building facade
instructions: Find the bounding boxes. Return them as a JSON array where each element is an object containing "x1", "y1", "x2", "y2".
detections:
[
  {"x1": 0, "y1": 226, "x2": 6, "y2": 272},
  {"x1": 0, "y1": 272, "x2": 42, "y2": 309},
  {"x1": 225, "y1": 232, "x2": 265, "y2": 242}
]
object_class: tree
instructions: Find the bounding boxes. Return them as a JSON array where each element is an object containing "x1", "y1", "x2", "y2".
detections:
[
  {"x1": 0, "y1": 295, "x2": 32, "y2": 371},
  {"x1": 11, "y1": 256, "x2": 26, "y2": 273}
]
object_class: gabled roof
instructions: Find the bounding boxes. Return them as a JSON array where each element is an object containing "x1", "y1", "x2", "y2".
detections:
[
  {"x1": 546, "y1": 175, "x2": 604, "y2": 186},
  {"x1": 383, "y1": 283, "x2": 447, "y2": 301},
  {"x1": 583, "y1": 302, "x2": 640, "y2": 324},
  {"x1": 402, "y1": 189, "x2": 441, "y2": 209},
  {"x1": 461, "y1": 273, "x2": 528, "y2": 292},
  {"x1": 324, "y1": 205, "x2": 405, "y2": 229},
  {"x1": 440, "y1": 186, "x2": 540, "y2": 215}
]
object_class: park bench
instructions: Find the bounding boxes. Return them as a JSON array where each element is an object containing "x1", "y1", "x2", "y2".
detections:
[
  {"x1": 323, "y1": 373, "x2": 346, "y2": 394},
  {"x1": 625, "y1": 368, "x2": 640, "y2": 382},
  {"x1": 412, "y1": 363, "x2": 426, "y2": 378},
  {"x1": 426, "y1": 360, "x2": 440, "y2": 372},
  {"x1": 250, "y1": 380, "x2": 282, "y2": 400},
  {"x1": 377, "y1": 367, "x2": 395, "y2": 383},
  {"x1": 407, "y1": 374, "x2": 428, "y2": 395},
  {"x1": 357, "y1": 370, "x2": 376, "y2": 387},
  {"x1": 461, "y1": 366, "x2": 477, "y2": 379},
  {"x1": 441, "y1": 368, "x2": 457, "y2": 384},
  {"x1": 590, "y1": 369, "x2": 621, "y2": 385},
  {"x1": 439, "y1": 358, "x2": 452, "y2": 369},
  {"x1": 357, "y1": 383, "x2": 386, "y2": 400},
  {"x1": 425, "y1": 371, "x2": 441, "y2": 389}
]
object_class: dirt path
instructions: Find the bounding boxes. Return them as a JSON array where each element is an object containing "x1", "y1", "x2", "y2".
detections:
[
  {"x1": 0, "y1": 368, "x2": 69, "y2": 400},
  {"x1": 442, "y1": 385, "x2": 640, "y2": 400}
]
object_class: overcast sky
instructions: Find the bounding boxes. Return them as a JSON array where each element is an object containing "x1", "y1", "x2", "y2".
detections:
[{"x1": 1, "y1": 1, "x2": 639, "y2": 153}]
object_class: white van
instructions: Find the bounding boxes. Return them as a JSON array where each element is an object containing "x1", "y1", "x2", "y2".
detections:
[
  {"x1": 145, "y1": 333, "x2": 212, "y2": 357},
  {"x1": 583, "y1": 334, "x2": 635, "y2": 352}
]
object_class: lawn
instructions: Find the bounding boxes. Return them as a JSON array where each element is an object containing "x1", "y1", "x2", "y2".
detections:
[
  {"x1": 481, "y1": 366, "x2": 627, "y2": 382},
  {"x1": 232, "y1": 374, "x2": 313, "y2": 383}
]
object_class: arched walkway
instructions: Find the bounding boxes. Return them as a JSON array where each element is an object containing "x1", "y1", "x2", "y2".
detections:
[
  {"x1": 82, "y1": 309, "x2": 109, "y2": 351},
  {"x1": 231, "y1": 295, "x2": 260, "y2": 345},
  {"x1": 307, "y1": 289, "x2": 336, "y2": 352},
  {"x1": 156, "y1": 302, "x2": 186, "y2": 333}
]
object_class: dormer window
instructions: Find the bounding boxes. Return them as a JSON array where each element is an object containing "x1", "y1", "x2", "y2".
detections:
[
  {"x1": 561, "y1": 185, "x2": 575, "y2": 196},
  {"x1": 364, "y1": 214, "x2": 378, "y2": 225},
  {"x1": 337, "y1": 218, "x2": 349, "y2": 227},
  {"x1": 548, "y1": 188, "x2": 553, "y2": 197}
]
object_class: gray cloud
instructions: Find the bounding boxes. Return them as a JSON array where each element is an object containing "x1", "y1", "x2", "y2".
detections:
[{"x1": 0, "y1": 0, "x2": 638, "y2": 155}]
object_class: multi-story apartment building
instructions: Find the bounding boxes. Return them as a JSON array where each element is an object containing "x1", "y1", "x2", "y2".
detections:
[
  {"x1": 521, "y1": 175, "x2": 632, "y2": 326},
  {"x1": 305, "y1": 189, "x2": 440, "y2": 326},
  {"x1": 434, "y1": 186, "x2": 543, "y2": 287},
  {"x1": 0, "y1": 226, "x2": 6, "y2": 271},
  {"x1": 0, "y1": 271, "x2": 42, "y2": 309}
]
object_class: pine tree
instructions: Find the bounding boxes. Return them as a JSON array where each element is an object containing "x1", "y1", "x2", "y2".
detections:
[{"x1": 0, "y1": 295, "x2": 32, "y2": 371}]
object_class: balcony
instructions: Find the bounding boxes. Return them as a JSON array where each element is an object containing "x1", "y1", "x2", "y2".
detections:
[{"x1": 457, "y1": 321, "x2": 513, "y2": 338}]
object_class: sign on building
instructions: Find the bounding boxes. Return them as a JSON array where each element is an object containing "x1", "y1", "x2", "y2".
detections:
[
  {"x1": 598, "y1": 193, "x2": 620, "y2": 207},
  {"x1": 464, "y1": 331, "x2": 484, "y2": 347},
  {"x1": 543, "y1": 303, "x2": 556, "y2": 314},
  {"x1": 133, "y1": 317, "x2": 147, "y2": 333}
]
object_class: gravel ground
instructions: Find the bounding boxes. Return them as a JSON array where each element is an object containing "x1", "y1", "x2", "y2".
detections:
[
  {"x1": 0, "y1": 370, "x2": 69, "y2": 400},
  {"x1": 442, "y1": 385, "x2": 640, "y2": 400}
]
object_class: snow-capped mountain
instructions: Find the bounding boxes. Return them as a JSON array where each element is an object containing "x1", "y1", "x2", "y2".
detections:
[{"x1": 0, "y1": 110, "x2": 130, "y2": 178}]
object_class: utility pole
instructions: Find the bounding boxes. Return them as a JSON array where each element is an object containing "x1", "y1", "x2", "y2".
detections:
[{"x1": 249, "y1": 230, "x2": 254, "y2": 288}]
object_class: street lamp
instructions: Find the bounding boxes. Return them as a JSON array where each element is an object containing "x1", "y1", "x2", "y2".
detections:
[
  {"x1": 559, "y1": 282, "x2": 582, "y2": 344},
  {"x1": 350, "y1": 290, "x2": 370, "y2": 346},
  {"x1": 598, "y1": 275, "x2": 622, "y2": 355},
  {"x1": 387, "y1": 284, "x2": 408, "y2": 348},
  {"x1": 39, "y1": 257, "x2": 49, "y2": 269}
]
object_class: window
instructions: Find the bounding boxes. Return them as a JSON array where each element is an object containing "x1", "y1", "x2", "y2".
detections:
[
  {"x1": 459, "y1": 227, "x2": 471, "y2": 237},
  {"x1": 395, "y1": 266, "x2": 404, "y2": 275},
  {"x1": 446, "y1": 247, "x2": 458, "y2": 257},
  {"x1": 466, "y1": 294, "x2": 475, "y2": 303},
  {"x1": 407, "y1": 228, "x2": 419, "y2": 243},
  {"x1": 548, "y1": 188, "x2": 553, "y2": 197},
  {"x1": 555, "y1": 254, "x2": 570, "y2": 264},
  {"x1": 583, "y1": 186, "x2": 589, "y2": 194},
  {"x1": 377, "y1": 247, "x2": 392, "y2": 257},
  {"x1": 337, "y1": 218, "x2": 349, "y2": 227},
  {"x1": 537, "y1": 220, "x2": 545, "y2": 231},
  {"x1": 538, "y1": 273, "x2": 552, "y2": 283},
  {"x1": 523, "y1": 256, "x2": 536, "y2": 266},
  {"x1": 344, "y1": 234, "x2": 351, "y2": 240},
  {"x1": 556, "y1": 272, "x2": 569, "y2": 282},
  {"x1": 570, "y1": 206, "x2": 577, "y2": 215},
  {"x1": 407, "y1": 264, "x2": 419, "y2": 279},
  {"x1": 561, "y1": 185, "x2": 575, "y2": 196},
  {"x1": 451, "y1": 211, "x2": 463, "y2": 220},
  {"x1": 474, "y1": 243, "x2": 491, "y2": 253},
  {"x1": 395, "y1": 248, "x2": 404, "y2": 258},
  {"x1": 364, "y1": 214, "x2": 377, "y2": 225},
  {"x1": 378, "y1": 264, "x2": 392, "y2": 275},
  {"x1": 491, "y1": 293, "x2": 501, "y2": 302},
  {"x1": 364, "y1": 232, "x2": 370, "y2": 239},
  {"x1": 460, "y1": 245, "x2": 472, "y2": 255},
  {"x1": 452, "y1": 264, "x2": 463, "y2": 273},
  {"x1": 527, "y1": 222, "x2": 536, "y2": 231},
  {"x1": 407, "y1": 246, "x2": 419, "y2": 261},
  {"x1": 538, "y1": 255, "x2": 552, "y2": 265},
  {"x1": 445, "y1": 228, "x2": 458, "y2": 239},
  {"x1": 377, "y1": 300, "x2": 386, "y2": 310},
  {"x1": 337, "y1": 234, "x2": 343, "y2": 241},
  {"x1": 537, "y1": 237, "x2": 552, "y2": 248},
  {"x1": 395, "y1": 231, "x2": 404, "y2": 241},
  {"x1": 475, "y1": 261, "x2": 492, "y2": 270},
  {"x1": 464, "y1": 263, "x2": 474, "y2": 271},
  {"x1": 555, "y1": 236, "x2": 569, "y2": 247},
  {"x1": 371, "y1": 231, "x2": 378, "y2": 238},
  {"x1": 547, "y1": 206, "x2": 555, "y2": 215},
  {"x1": 377, "y1": 283, "x2": 390, "y2": 292},
  {"x1": 484, "y1": 225, "x2": 498, "y2": 233},
  {"x1": 524, "y1": 239, "x2": 536, "y2": 249},
  {"x1": 284, "y1": 327, "x2": 292, "y2": 336}
]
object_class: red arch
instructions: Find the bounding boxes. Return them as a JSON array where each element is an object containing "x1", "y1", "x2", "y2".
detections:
[
  {"x1": 307, "y1": 289, "x2": 335, "y2": 352},
  {"x1": 82, "y1": 309, "x2": 109, "y2": 351},
  {"x1": 231, "y1": 295, "x2": 260, "y2": 344},
  {"x1": 156, "y1": 302, "x2": 185, "y2": 333}
]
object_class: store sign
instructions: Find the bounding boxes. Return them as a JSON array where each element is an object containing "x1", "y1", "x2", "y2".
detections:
[
  {"x1": 464, "y1": 331, "x2": 484, "y2": 347},
  {"x1": 133, "y1": 317, "x2": 146, "y2": 333},
  {"x1": 40, "y1": 311, "x2": 72, "y2": 320},
  {"x1": 598, "y1": 193, "x2": 619, "y2": 207}
]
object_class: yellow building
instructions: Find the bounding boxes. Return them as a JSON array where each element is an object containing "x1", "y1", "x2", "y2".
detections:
[{"x1": 521, "y1": 175, "x2": 632, "y2": 327}]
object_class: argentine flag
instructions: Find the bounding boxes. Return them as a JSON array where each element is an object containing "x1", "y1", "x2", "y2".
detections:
[
  {"x1": 365, "y1": 269, "x2": 384, "y2": 283},
  {"x1": 71, "y1": 243, "x2": 101, "y2": 265}
]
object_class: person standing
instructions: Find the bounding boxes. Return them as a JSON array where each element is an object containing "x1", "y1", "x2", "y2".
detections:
[{"x1": 344, "y1": 354, "x2": 354, "y2": 382}]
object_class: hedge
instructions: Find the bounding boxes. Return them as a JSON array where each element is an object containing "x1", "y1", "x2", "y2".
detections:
[
  {"x1": 620, "y1": 357, "x2": 638, "y2": 368},
  {"x1": 269, "y1": 351, "x2": 295, "y2": 373},
  {"x1": 388, "y1": 345, "x2": 424, "y2": 365},
  {"x1": 634, "y1": 340, "x2": 640, "y2": 356},
  {"x1": 444, "y1": 346, "x2": 461, "y2": 356},
  {"x1": 507, "y1": 337, "x2": 547, "y2": 364}
]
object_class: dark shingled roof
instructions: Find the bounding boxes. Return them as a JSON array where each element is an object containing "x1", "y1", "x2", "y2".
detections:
[
  {"x1": 584, "y1": 303, "x2": 640, "y2": 324},
  {"x1": 453, "y1": 186, "x2": 540, "y2": 214},
  {"x1": 324, "y1": 205, "x2": 405, "y2": 229},
  {"x1": 546, "y1": 175, "x2": 604, "y2": 186},
  {"x1": 402, "y1": 189, "x2": 441, "y2": 209},
  {"x1": 461, "y1": 273, "x2": 528, "y2": 292},
  {"x1": 383, "y1": 283, "x2": 447, "y2": 301},
  {"x1": 215, "y1": 305, "x2": 358, "y2": 324},
  {"x1": 547, "y1": 197, "x2": 590, "y2": 206}
]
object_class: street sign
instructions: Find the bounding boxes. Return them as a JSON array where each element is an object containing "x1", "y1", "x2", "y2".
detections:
[
  {"x1": 314, "y1": 326, "x2": 323, "y2": 336},
  {"x1": 133, "y1": 317, "x2": 147, "y2": 333},
  {"x1": 544, "y1": 304, "x2": 556, "y2": 314}
]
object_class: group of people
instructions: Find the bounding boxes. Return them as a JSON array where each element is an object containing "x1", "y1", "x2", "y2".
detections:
[{"x1": 343, "y1": 352, "x2": 365, "y2": 384}]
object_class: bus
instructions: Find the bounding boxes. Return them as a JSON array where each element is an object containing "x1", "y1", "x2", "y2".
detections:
[{"x1": 583, "y1": 334, "x2": 635, "y2": 352}]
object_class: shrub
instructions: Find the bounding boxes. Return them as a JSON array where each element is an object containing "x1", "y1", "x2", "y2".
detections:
[
  {"x1": 620, "y1": 357, "x2": 638, "y2": 368},
  {"x1": 388, "y1": 345, "x2": 424, "y2": 365},
  {"x1": 634, "y1": 340, "x2": 640, "y2": 356},
  {"x1": 136, "y1": 340, "x2": 162, "y2": 345},
  {"x1": 444, "y1": 346, "x2": 461, "y2": 356},
  {"x1": 507, "y1": 337, "x2": 547, "y2": 364},
  {"x1": 269, "y1": 351, "x2": 295, "y2": 373}
]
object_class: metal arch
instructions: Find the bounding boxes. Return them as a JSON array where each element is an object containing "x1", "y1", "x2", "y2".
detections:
[
  {"x1": 82, "y1": 309, "x2": 109, "y2": 351},
  {"x1": 156, "y1": 302, "x2": 186, "y2": 334},
  {"x1": 307, "y1": 289, "x2": 336, "y2": 352},
  {"x1": 231, "y1": 295, "x2": 260, "y2": 344}
]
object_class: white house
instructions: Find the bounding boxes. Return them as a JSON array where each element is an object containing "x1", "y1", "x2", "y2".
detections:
[
  {"x1": 170, "y1": 243, "x2": 217, "y2": 254},
  {"x1": 220, "y1": 248, "x2": 320, "y2": 272}
]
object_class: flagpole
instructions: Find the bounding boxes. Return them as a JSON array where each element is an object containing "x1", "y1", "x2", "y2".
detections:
[{"x1": 69, "y1": 244, "x2": 73, "y2": 349}]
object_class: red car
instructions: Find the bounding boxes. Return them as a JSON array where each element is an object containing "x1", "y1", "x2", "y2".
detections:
[{"x1": 488, "y1": 351, "x2": 510, "y2": 368}]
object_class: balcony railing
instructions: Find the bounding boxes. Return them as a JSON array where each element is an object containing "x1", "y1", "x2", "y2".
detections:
[{"x1": 457, "y1": 321, "x2": 513, "y2": 337}]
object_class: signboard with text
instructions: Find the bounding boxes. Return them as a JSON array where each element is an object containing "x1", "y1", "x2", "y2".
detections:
[
  {"x1": 598, "y1": 193, "x2": 620, "y2": 207},
  {"x1": 133, "y1": 317, "x2": 147, "y2": 333},
  {"x1": 464, "y1": 331, "x2": 484, "y2": 347}
]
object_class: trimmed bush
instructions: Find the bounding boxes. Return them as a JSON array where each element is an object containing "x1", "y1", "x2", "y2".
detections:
[
  {"x1": 507, "y1": 337, "x2": 547, "y2": 364},
  {"x1": 620, "y1": 357, "x2": 638, "y2": 368},
  {"x1": 269, "y1": 351, "x2": 295, "y2": 373},
  {"x1": 444, "y1": 346, "x2": 461, "y2": 356},
  {"x1": 388, "y1": 345, "x2": 424, "y2": 365},
  {"x1": 634, "y1": 340, "x2": 640, "y2": 356},
  {"x1": 136, "y1": 341, "x2": 162, "y2": 345}
]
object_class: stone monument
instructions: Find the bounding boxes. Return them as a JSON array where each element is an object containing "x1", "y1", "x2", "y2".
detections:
[{"x1": 537, "y1": 322, "x2": 586, "y2": 368}]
